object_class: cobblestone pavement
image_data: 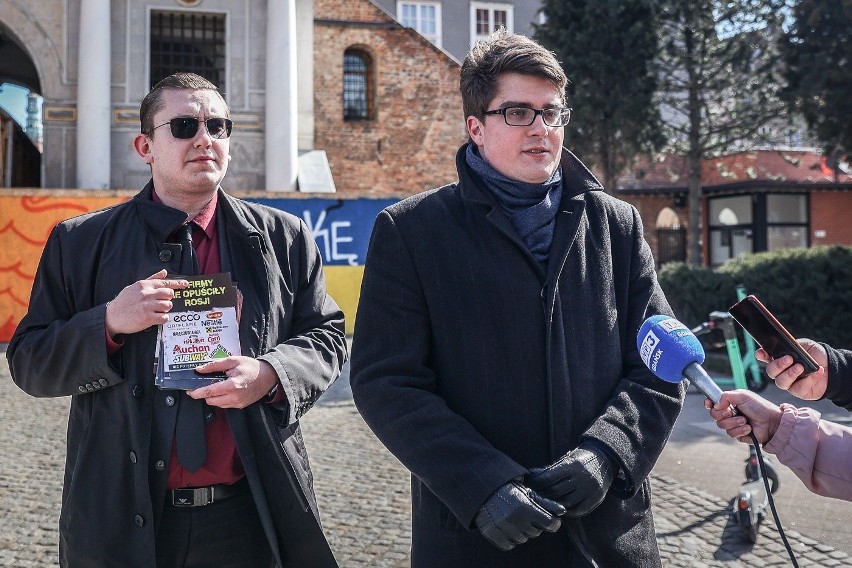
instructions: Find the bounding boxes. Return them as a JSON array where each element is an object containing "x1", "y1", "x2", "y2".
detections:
[{"x1": 1, "y1": 355, "x2": 849, "y2": 567}]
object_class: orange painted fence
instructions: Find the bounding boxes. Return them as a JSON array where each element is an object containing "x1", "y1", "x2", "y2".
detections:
[{"x1": 0, "y1": 194, "x2": 129, "y2": 341}]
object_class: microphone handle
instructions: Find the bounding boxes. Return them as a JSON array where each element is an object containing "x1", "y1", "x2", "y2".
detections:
[{"x1": 683, "y1": 362, "x2": 724, "y2": 404}]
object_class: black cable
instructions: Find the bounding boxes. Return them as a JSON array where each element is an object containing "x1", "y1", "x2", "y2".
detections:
[{"x1": 748, "y1": 431, "x2": 800, "y2": 568}]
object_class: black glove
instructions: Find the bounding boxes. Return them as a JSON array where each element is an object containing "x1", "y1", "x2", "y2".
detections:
[
  {"x1": 525, "y1": 445, "x2": 615, "y2": 518},
  {"x1": 474, "y1": 480, "x2": 565, "y2": 551}
]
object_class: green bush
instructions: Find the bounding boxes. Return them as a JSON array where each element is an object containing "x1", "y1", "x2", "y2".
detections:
[
  {"x1": 656, "y1": 262, "x2": 735, "y2": 327},
  {"x1": 658, "y1": 245, "x2": 852, "y2": 349}
]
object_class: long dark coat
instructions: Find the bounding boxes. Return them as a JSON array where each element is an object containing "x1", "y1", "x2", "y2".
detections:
[
  {"x1": 351, "y1": 146, "x2": 686, "y2": 567},
  {"x1": 7, "y1": 183, "x2": 347, "y2": 568}
]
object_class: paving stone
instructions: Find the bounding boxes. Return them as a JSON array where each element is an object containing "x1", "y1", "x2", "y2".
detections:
[{"x1": 1, "y1": 355, "x2": 849, "y2": 567}]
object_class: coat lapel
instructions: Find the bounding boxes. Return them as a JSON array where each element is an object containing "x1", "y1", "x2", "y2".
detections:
[{"x1": 216, "y1": 193, "x2": 271, "y2": 358}]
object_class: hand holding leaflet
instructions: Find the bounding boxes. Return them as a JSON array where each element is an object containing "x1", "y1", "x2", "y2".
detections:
[{"x1": 155, "y1": 272, "x2": 241, "y2": 390}]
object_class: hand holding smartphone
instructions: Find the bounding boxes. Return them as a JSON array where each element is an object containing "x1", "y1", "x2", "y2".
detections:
[{"x1": 729, "y1": 295, "x2": 819, "y2": 380}]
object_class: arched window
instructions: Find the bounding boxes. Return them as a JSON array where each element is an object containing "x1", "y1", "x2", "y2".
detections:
[
  {"x1": 655, "y1": 207, "x2": 686, "y2": 266},
  {"x1": 343, "y1": 49, "x2": 373, "y2": 120}
]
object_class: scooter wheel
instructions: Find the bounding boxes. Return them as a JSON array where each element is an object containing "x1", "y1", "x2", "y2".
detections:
[
  {"x1": 737, "y1": 508, "x2": 759, "y2": 543},
  {"x1": 746, "y1": 522, "x2": 759, "y2": 543}
]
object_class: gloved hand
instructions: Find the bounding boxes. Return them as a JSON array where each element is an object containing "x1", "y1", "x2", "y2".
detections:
[
  {"x1": 525, "y1": 444, "x2": 615, "y2": 518},
  {"x1": 474, "y1": 480, "x2": 565, "y2": 551}
]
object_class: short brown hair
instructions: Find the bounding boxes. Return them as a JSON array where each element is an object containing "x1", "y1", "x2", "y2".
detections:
[
  {"x1": 460, "y1": 30, "x2": 568, "y2": 121},
  {"x1": 139, "y1": 72, "x2": 229, "y2": 135}
]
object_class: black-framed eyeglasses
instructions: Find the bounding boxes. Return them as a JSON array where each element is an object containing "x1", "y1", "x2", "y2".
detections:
[
  {"x1": 148, "y1": 117, "x2": 233, "y2": 139},
  {"x1": 483, "y1": 106, "x2": 572, "y2": 127}
]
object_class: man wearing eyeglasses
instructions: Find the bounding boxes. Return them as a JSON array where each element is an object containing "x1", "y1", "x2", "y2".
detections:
[
  {"x1": 350, "y1": 31, "x2": 684, "y2": 567},
  {"x1": 7, "y1": 73, "x2": 346, "y2": 567}
]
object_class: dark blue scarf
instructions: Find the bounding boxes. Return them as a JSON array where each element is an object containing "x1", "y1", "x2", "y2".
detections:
[{"x1": 465, "y1": 143, "x2": 563, "y2": 267}]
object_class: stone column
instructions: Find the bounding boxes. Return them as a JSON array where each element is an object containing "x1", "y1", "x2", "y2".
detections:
[
  {"x1": 76, "y1": 0, "x2": 111, "y2": 189},
  {"x1": 265, "y1": 0, "x2": 298, "y2": 191}
]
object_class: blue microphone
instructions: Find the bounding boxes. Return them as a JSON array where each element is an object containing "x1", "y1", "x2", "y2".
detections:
[{"x1": 637, "y1": 315, "x2": 723, "y2": 404}]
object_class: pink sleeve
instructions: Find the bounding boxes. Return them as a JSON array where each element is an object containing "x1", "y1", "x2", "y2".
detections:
[{"x1": 764, "y1": 403, "x2": 852, "y2": 501}]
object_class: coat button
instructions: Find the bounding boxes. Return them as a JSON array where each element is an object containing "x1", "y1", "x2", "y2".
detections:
[
  {"x1": 85, "y1": 383, "x2": 94, "y2": 391},
  {"x1": 134, "y1": 515, "x2": 144, "y2": 527},
  {"x1": 159, "y1": 250, "x2": 173, "y2": 262},
  {"x1": 129, "y1": 451, "x2": 137, "y2": 464},
  {"x1": 133, "y1": 385, "x2": 145, "y2": 398},
  {"x1": 155, "y1": 460, "x2": 165, "y2": 471},
  {"x1": 99, "y1": 378, "x2": 108, "y2": 387},
  {"x1": 78, "y1": 385, "x2": 86, "y2": 392},
  {"x1": 165, "y1": 395, "x2": 176, "y2": 407}
]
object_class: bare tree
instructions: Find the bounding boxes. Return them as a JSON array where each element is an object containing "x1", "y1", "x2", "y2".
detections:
[{"x1": 655, "y1": 0, "x2": 787, "y2": 264}]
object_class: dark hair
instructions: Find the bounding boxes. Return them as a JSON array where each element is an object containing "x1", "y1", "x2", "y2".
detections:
[
  {"x1": 460, "y1": 30, "x2": 568, "y2": 120},
  {"x1": 139, "y1": 72, "x2": 229, "y2": 135}
]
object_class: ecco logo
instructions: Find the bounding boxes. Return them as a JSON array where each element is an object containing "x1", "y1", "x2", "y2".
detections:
[{"x1": 173, "y1": 313, "x2": 201, "y2": 322}]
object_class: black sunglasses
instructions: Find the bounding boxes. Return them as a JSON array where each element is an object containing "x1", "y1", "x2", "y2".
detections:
[{"x1": 149, "y1": 117, "x2": 233, "y2": 139}]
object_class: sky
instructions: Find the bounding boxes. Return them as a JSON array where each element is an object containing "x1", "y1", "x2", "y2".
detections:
[{"x1": 0, "y1": 82, "x2": 36, "y2": 128}]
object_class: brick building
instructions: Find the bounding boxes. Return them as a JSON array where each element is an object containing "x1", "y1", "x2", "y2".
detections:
[
  {"x1": 314, "y1": 0, "x2": 466, "y2": 196},
  {"x1": 617, "y1": 150, "x2": 852, "y2": 267}
]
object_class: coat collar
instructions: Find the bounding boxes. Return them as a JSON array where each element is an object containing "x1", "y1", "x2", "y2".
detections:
[
  {"x1": 454, "y1": 144, "x2": 601, "y2": 283},
  {"x1": 132, "y1": 180, "x2": 261, "y2": 241},
  {"x1": 132, "y1": 180, "x2": 191, "y2": 240},
  {"x1": 455, "y1": 144, "x2": 604, "y2": 208}
]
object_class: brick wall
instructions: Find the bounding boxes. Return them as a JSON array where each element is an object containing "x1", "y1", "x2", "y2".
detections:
[
  {"x1": 811, "y1": 190, "x2": 852, "y2": 246},
  {"x1": 619, "y1": 193, "x2": 690, "y2": 265},
  {"x1": 314, "y1": 0, "x2": 467, "y2": 196}
]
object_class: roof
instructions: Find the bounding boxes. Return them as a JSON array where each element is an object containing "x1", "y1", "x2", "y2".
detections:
[{"x1": 617, "y1": 149, "x2": 852, "y2": 195}]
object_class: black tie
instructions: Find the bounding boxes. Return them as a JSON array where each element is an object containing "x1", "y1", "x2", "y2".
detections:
[{"x1": 174, "y1": 223, "x2": 207, "y2": 472}]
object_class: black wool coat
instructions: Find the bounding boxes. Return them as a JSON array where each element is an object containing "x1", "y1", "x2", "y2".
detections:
[
  {"x1": 351, "y1": 146, "x2": 686, "y2": 567},
  {"x1": 8, "y1": 183, "x2": 347, "y2": 568}
]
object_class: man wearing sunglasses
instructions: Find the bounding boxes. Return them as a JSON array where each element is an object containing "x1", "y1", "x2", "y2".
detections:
[
  {"x1": 351, "y1": 31, "x2": 684, "y2": 566},
  {"x1": 8, "y1": 73, "x2": 346, "y2": 567}
]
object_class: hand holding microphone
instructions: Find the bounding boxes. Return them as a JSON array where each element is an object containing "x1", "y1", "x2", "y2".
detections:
[
  {"x1": 638, "y1": 315, "x2": 803, "y2": 566},
  {"x1": 705, "y1": 390, "x2": 784, "y2": 445}
]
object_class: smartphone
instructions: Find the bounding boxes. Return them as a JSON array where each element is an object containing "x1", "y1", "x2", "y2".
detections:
[{"x1": 729, "y1": 295, "x2": 819, "y2": 378}]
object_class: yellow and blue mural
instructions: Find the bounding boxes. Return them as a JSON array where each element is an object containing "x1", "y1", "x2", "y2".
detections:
[{"x1": 248, "y1": 197, "x2": 396, "y2": 334}]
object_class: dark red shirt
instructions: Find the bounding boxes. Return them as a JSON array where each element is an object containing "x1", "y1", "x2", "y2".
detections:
[
  {"x1": 106, "y1": 192, "x2": 246, "y2": 489},
  {"x1": 162, "y1": 192, "x2": 246, "y2": 489}
]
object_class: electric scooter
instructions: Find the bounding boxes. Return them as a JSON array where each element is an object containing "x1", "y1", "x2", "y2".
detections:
[
  {"x1": 736, "y1": 443, "x2": 780, "y2": 542},
  {"x1": 691, "y1": 305, "x2": 780, "y2": 542}
]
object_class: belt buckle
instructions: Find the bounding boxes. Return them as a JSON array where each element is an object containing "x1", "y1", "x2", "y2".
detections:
[{"x1": 172, "y1": 487, "x2": 212, "y2": 507}]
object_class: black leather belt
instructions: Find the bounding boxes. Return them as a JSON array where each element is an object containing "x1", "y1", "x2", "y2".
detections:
[{"x1": 167, "y1": 478, "x2": 248, "y2": 507}]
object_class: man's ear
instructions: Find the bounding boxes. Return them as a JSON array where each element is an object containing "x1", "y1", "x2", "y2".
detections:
[
  {"x1": 133, "y1": 133, "x2": 154, "y2": 164},
  {"x1": 467, "y1": 115, "x2": 485, "y2": 147}
]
